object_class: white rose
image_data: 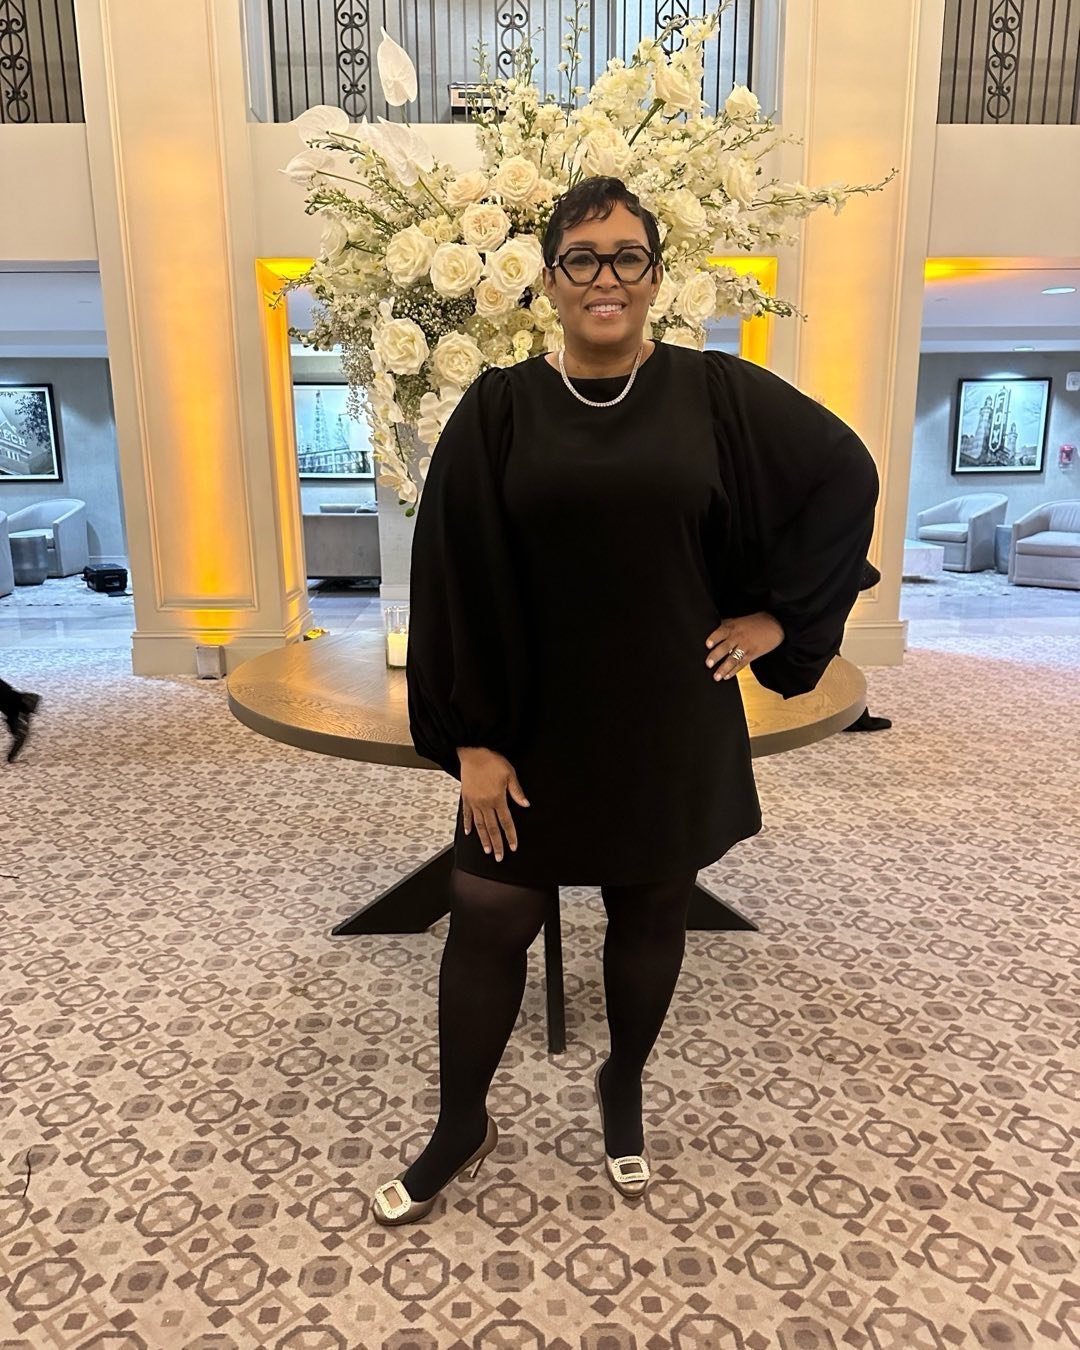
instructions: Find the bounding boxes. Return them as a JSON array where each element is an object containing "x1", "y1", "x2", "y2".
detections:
[
  {"x1": 722, "y1": 157, "x2": 758, "y2": 206},
  {"x1": 493, "y1": 155, "x2": 541, "y2": 206},
  {"x1": 724, "y1": 84, "x2": 761, "y2": 123},
  {"x1": 429, "y1": 242, "x2": 485, "y2": 298},
  {"x1": 460, "y1": 202, "x2": 511, "y2": 251},
  {"x1": 431, "y1": 332, "x2": 484, "y2": 389},
  {"x1": 445, "y1": 170, "x2": 489, "y2": 209},
  {"x1": 653, "y1": 59, "x2": 698, "y2": 113},
  {"x1": 661, "y1": 326, "x2": 702, "y2": 349},
  {"x1": 674, "y1": 272, "x2": 717, "y2": 324},
  {"x1": 474, "y1": 277, "x2": 518, "y2": 319},
  {"x1": 485, "y1": 236, "x2": 544, "y2": 299},
  {"x1": 528, "y1": 294, "x2": 558, "y2": 331},
  {"x1": 373, "y1": 318, "x2": 429, "y2": 375},
  {"x1": 663, "y1": 189, "x2": 708, "y2": 241},
  {"x1": 384, "y1": 225, "x2": 436, "y2": 285},
  {"x1": 580, "y1": 124, "x2": 633, "y2": 177},
  {"x1": 648, "y1": 274, "x2": 677, "y2": 320}
]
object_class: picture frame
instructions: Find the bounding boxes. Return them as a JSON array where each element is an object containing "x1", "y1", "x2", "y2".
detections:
[
  {"x1": 0, "y1": 384, "x2": 63, "y2": 482},
  {"x1": 293, "y1": 382, "x2": 375, "y2": 479},
  {"x1": 952, "y1": 377, "x2": 1050, "y2": 474}
]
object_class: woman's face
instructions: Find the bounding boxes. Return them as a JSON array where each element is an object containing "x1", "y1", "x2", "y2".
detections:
[{"x1": 542, "y1": 202, "x2": 662, "y2": 352}]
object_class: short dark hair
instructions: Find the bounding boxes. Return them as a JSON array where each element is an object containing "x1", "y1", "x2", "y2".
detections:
[{"x1": 542, "y1": 176, "x2": 663, "y2": 270}]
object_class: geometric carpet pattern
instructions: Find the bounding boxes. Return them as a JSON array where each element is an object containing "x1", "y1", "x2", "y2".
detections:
[{"x1": 1, "y1": 635, "x2": 1078, "y2": 1349}]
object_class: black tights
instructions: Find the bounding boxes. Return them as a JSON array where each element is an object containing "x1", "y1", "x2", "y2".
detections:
[{"x1": 401, "y1": 866, "x2": 695, "y2": 1201}]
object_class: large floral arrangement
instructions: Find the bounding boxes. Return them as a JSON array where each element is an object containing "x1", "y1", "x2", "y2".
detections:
[{"x1": 279, "y1": 4, "x2": 893, "y2": 512}]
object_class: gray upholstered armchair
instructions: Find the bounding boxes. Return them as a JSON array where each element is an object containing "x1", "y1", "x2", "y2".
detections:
[
  {"x1": 916, "y1": 493, "x2": 1007, "y2": 572},
  {"x1": 0, "y1": 512, "x2": 13, "y2": 597},
  {"x1": 6, "y1": 498, "x2": 89, "y2": 577},
  {"x1": 1009, "y1": 499, "x2": 1080, "y2": 590}
]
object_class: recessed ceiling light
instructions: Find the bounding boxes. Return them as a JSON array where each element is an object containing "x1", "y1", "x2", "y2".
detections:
[
  {"x1": 1042, "y1": 286, "x2": 1076, "y2": 295},
  {"x1": 1013, "y1": 346, "x2": 1035, "y2": 351}
]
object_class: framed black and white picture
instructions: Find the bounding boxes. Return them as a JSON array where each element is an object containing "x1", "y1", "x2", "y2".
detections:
[
  {"x1": 293, "y1": 383, "x2": 374, "y2": 479},
  {"x1": 953, "y1": 377, "x2": 1050, "y2": 474},
  {"x1": 0, "y1": 384, "x2": 63, "y2": 481}
]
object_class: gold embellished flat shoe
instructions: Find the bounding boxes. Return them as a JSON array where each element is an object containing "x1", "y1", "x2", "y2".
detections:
[
  {"x1": 371, "y1": 1116, "x2": 498, "y2": 1226},
  {"x1": 594, "y1": 1061, "x2": 650, "y2": 1199}
]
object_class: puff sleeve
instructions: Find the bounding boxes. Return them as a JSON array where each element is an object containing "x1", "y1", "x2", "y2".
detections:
[
  {"x1": 705, "y1": 352, "x2": 879, "y2": 699},
  {"x1": 406, "y1": 367, "x2": 532, "y2": 779}
]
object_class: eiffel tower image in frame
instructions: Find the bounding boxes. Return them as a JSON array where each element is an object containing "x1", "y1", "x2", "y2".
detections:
[{"x1": 296, "y1": 388, "x2": 373, "y2": 478}]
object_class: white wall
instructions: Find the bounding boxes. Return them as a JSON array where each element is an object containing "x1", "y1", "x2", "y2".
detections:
[
  {"x1": 0, "y1": 356, "x2": 127, "y2": 560},
  {"x1": 928, "y1": 126, "x2": 1080, "y2": 259},
  {"x1": 908, "y1": 351, "x2": 1080, "y2": 535}
]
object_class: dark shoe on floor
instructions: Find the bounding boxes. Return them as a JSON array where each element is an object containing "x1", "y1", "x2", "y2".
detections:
[
  {"x1": 843, "y1": 708, "x2": 891, "y2": 733},
  {"x1": 7, "y1": 693, "x2": 41, "y2": 763}
]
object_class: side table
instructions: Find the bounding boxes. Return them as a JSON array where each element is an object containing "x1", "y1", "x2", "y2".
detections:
[
  {"x1": 9, "y1": 529, "x2": 51, "y2": 586},
  {"x1": 994, "y1": 523, "x2": 1012, "y2": 575}
]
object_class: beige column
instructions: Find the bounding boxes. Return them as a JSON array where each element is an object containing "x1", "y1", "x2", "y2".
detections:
[
  {"x1": 771, "y1": 0, "x2": 948, "y2": 668},
  {"x1": 74, "y1": 0, "x2": 311, "y2": 675}
]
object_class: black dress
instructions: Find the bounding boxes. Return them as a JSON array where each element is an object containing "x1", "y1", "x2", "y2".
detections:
[{"x1": 406, "y1": 344, "x2": 878, "y2": 886}]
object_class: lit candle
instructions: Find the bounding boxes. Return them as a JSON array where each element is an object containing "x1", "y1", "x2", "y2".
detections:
[{"x1": 386, "y1": 629, "x2": 409, "y2": 667}]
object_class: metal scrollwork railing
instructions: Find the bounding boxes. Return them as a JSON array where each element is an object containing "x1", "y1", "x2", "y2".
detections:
[
  {"x1": 0, "y1": 0, "x2": 82, "y2": 123},
  {"x1": 260, "y1": 0, "x2": 768, "y2": 125},
  {"x1": 940, "y1": 0, "x2": 1080, "y2": 123}
]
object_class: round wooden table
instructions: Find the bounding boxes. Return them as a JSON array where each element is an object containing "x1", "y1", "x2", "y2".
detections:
[{"x1": 228, "y1": 633, "x2": 865, "y2": 1050}]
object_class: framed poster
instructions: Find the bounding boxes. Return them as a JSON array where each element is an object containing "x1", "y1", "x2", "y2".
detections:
[
  {"x1": 293, "y1": 383, "x2": 375, "y2": 479},
  {"x1": 953, "y1": 377, "x2": 1050, "y2": 474},
  {"x1": 0, "y1": 384, "x2": 63, "y2": 481}
]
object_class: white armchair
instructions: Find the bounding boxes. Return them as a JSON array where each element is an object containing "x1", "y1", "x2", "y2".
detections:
[
  {"x1": 916, "y1": 493, "x2": 1007, "y2": 572},
  {"x1": 0, "y1": 512, "x2": 13, "y2": 597},
  {"x1": 1009, "y1": 500, "x2": 1080, "y2": 590},
  {"x1": 5, "y1": 498, "x2": 89, "y2": 577}
]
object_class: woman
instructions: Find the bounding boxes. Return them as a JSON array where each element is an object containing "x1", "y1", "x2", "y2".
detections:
[{"x1": 371, "y1": 176, "x2": 878, "y2": 1225}]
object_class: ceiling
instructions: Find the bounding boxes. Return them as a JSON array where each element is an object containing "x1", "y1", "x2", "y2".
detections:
[{"x1": 0, "y1": 261, "x2": 1077, "y2": 358}]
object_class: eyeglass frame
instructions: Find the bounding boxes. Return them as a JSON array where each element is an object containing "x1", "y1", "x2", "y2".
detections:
[{"x1": 551, "y1": 246, "x2": 661, "y2": 286}]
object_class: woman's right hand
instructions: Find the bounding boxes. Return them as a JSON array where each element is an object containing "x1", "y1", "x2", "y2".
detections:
[{"x1": 457, "y1": 747, "x2": 530, "y2": 862}]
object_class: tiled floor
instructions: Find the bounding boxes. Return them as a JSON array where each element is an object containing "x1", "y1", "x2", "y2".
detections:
[{"x1": 1, "y1": 570, "x2": 1077, "y2": 654}]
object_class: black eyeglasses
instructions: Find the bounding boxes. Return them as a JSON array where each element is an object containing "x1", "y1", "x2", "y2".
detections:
[{"x1": 554, "y1": 246, "x2": 658, "y2": 286}]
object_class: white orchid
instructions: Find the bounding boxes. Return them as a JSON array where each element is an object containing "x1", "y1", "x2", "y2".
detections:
[
  {"x1": 279, "y1": 6, "x2": 894, "y2": 512},
  {"x1": 377, "y1": 28, "x2": 418, "y2": 107}
]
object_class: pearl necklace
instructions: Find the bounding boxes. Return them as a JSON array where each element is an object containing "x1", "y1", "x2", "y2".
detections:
[{"x1": 558, "y1": 344, "x2": 645, "y2": 409}]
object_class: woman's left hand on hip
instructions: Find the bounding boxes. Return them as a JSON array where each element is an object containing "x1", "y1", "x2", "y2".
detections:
[{"x1": 705, "y1": 612, "x2": 785, "y2": 681}]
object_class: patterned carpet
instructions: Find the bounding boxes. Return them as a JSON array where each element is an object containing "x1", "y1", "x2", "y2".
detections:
[{"x1": 1, "y1": 636, "x2": 1078, "y2": 1350}]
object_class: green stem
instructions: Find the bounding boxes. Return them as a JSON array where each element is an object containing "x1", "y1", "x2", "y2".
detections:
[{"x1": 628, "y1": 98, "x2": 664, "y2": 147}]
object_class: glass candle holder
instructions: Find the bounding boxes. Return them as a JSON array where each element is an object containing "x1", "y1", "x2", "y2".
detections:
[{"x1": 384, "y1": 604, "x2": 410, "y2": 668}]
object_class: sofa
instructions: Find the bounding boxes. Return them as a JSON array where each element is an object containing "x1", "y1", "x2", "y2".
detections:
[
  {"x1": 916, "y1": 493, "x2": 1007, "y2": 572},
  {"x1": 302, "y1": 504, "x2": 381, "y2": 580},
  {"x1": 1009, "y1": 499, "x2": 1080, "y2": 590},
  {"x1": 0, "y1": 512, "x2": 13, "y2": 597},
  {"x1": 5, "y1": 498, "x2": 89, "y2": 577}
]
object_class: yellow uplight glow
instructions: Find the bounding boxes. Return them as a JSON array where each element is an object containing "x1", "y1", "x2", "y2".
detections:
[{"x1": 707, "y1": 256, "x2": 777, "y2": 367}]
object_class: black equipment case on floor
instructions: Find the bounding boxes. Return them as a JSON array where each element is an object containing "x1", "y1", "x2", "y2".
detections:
[{"x1": 83, "y1": 564, "x2": 128, "y2": 594}]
